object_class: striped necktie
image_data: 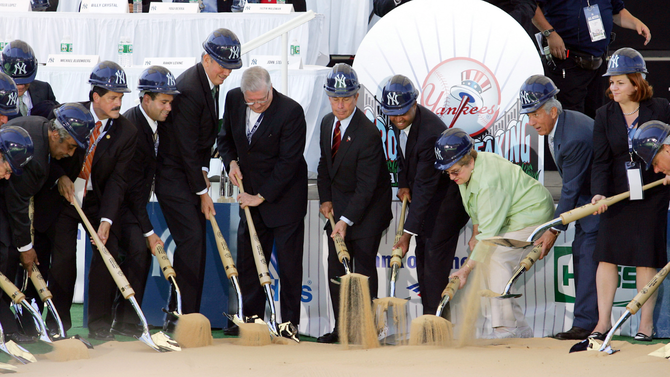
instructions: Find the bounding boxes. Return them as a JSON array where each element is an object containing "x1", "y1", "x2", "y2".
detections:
[
  {"x1": 78, "y1": 121, "x2": 103, "y2": 187},
  {"x1": 331, "y1": 120, "x2": 341, "y2": 160}
]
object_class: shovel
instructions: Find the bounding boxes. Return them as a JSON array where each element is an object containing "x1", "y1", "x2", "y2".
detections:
[
  {"x1": 436, "y1": 277, "x2": 461, "y2": 317},
  {"x1": 389, "y1": 197, "x2": 409, "y2": 298},
  {"x1": 0, "y1": 319, "x2": 35, "y2": 365},
  {"x1": 27, "y1": 264, "x2": 93, "y2": 348},
  {"x1": 209, "y1": 216, "x2": 244, "y2": 323},
  {"x1": 152, "y1": 244, "x2": 182, "y2": 316},
  {"x1": 478, "y1": 244, "x2": 543, "y2": 299},
  {"x1": 483, "y1": 178, "x2": 665, "y2": 299},
  {"x1": 327, "y1": 213, "x2": 352, "y2": 276},
  {"x1": 72, "y1": 199, "x2": 181, "y2": 353},
  {"x1": 570, "y1": 260, "x2": 670, "y2": 354},
  {"x1": 0, "y1": 271, "x2": 52, "y2": 345},
  {"x1": 237, "y1": 179, "x2": 299, "y2": 342}
]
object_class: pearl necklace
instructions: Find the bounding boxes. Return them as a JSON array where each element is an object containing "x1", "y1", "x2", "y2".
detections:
[{"x1": 623, "y1": 106, "x2": 640, "y2": 116}]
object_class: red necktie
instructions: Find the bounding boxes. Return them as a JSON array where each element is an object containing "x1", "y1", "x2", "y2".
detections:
[
  {"x1": 79, "y1": 121, "x2": 103, "y2": 186},
  {"x1": 331, "y1": 120, "x2": 341, "y2": 160}
]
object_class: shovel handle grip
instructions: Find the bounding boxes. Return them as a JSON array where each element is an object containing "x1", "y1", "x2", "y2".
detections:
[
  {"x1": 72, "y1": 200, "x2": 135, "y2": 299},
  {"x1": 519, "y1": 245, "x2": 543, "y2": 270},
  {"x1": 152, "y1": 244, "x2": 176, "y2": 280},
  {"x1": 626, "y1": 260, "x2": 670, "y2": 314},
  {"x1": 327, "y1": 214, "x2": 351, "y2": 264},
  {"x1": 0, "y1": 271, "x2": 25, "y2": 304},
  {"x1": 29, "y1": 264, "x2": 52, "y2": 301},
  {"x1": 390, "y1": 197, "x2": 409, "y2": 268},
  {"x1": 441, "y1": 277, "x2": 460, "y2": 301},
  {"x1": 238, "y1": 180, "x2": 272, "y2": 286},
  {"x1": 560, "y1": 178, "x2": 664, "y2": 224},
  {"x1": 209, "y1": 216, "x2": 239, "y2": 279}
]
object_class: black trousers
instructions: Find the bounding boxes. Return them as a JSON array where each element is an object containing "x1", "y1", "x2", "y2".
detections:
[
  {"x1": 415, "y1": 182, "x2": 469, "y2": 315},
  {"x1": 112, "y1": 210, "x2": 152, "y2": 328},
  {"x1": 326, "y1": 229, "x2": 382, "y2": 332},
  {"x1": 0, "y1": 243, "x2": 21, "y2": 334},
  {"x1": 237, "y1": 208, "x2": 304, "y2": 326}
]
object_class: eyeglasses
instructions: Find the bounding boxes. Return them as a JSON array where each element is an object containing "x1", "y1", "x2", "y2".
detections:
[
  {"x1": 446, "y1": 165, "x2": 463, "y2": 178},
  {"x1": 244, "y1": 91, "x2": 271, "y2": 106}
]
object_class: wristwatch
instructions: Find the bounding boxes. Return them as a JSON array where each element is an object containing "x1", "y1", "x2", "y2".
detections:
[
  {"x1": 549, "y1": 228, "x2": 561, "y2": 236},
  {"x1": 542, "y1": 28, "x2": 555, "y2": 38}
]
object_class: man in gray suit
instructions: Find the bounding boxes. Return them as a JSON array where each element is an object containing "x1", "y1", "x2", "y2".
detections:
[{"x1": 519, "y1": 75, "x2": 599, "y2": 340}]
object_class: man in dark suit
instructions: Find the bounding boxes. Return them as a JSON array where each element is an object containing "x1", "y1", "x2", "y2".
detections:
[
  {"x1": 218, "y1": 66, "x2": 308, "y2": 334},
  {"x1": 1, "y1": 40, "x2": 56, "y2": 119},
  {"x1": 0, "y1": 104, "x2": 94, "y2": 341},
  {"x1": 380, "y1": 75, "x2": 469, "y2": 317},
  {"x1": 110, "y1": 66, "x2": 178, "y2": 337},
  {"x1": 520, "y1": 75, "x2": 599, "y2": 340},
  {"x1": 156, "y1": 29, "x2": 242, "y2": 322},
  {"x1": 43, "y1": 61, "x2": 137, "y2": 341},
  {"x1": 316, "y1": 64, "x2": 392, "y2": 343}
]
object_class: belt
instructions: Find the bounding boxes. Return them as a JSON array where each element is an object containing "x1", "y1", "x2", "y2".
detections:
[{"x1": 568, "y1": 49, "x2": 603, "y2": 71}]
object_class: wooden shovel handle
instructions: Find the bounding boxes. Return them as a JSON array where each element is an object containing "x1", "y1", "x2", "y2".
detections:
[
  {"x1": 560, "y1": 178, "x2": 664, "y2": 224},
  {"x1": 327, "y1": 213, "x2": 350, "y2": 264},
  {"x1": 238, "y1": 180, "x2": 272, "y2": 286},
  {"x1": 0, "y1": 272, "x2": 25, "y2": 304},
  {"x1": 519, "y1": 245, "x2": 543, "y2": 271},
  {"x1": 29, "y1": 264, "x2": 52, "y2": 301},
  {"x1": 209, "y1": 216, "x2": 239, "y2": 279},
  {"x1": 441, "y1": 276, "x2": 460, "y2": 301},
  {"x1": 390, "y1": 197, "x2": 409, "y2": 268},
  {"x1": 626, "y1": 261, "x2": 670, "y2": 314},
  {"x1": 72, "y1": 200, "x2": 135, "y2": 299},
  {"x1": 152, "y1": 244, "x2": 176, "y2": 280}
]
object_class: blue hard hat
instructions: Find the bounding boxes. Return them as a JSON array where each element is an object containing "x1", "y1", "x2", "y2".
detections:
[
  {"x1": 53, "y1": 103, "x2": 96, "y2": 150},
  {"x1": 0, "y1": 72, "x2": 18, "y2": 117},
  {"x1": 519, "y1": 75, "x2": 560, "y2": 114},
  {"x1": 380, "y1": 75, "x2": 419, "y2": 116},
  {"x1": 0, "y1": 125, "x2": 33, "y2": 176},
  {"x1": 202, "y1": 28, "x2": 242, "y2": 70},
  {"x1": 434, "y1": 128, "x2": 473, "y2": 171},
  {"x1": 31, "y1": 0, "x2": 50, "y2": 11},
  {"x1": 137, "y1": 65, "x2": 180, "y2": 95},
  {"x1": 604, "y1": 48, "x2": 648, "y2": 77},
  {"x1": 89, "y1": 61, "x2": 131, "y2": 93},
  {"x1": 632, "y1": 120, "x2": 670, "y2": 170},
  {"x1": 324, "y1": 63, "x2": 360, "y2": 98},
  {"x1": 1, "y1": 40, "x2": 38, "y2": 85}
]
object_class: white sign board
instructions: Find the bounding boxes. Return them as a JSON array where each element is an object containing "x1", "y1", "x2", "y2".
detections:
[
  {"x1": 80, "y1": 0, "x2": 128, "y2": 13},
  {"x1": 249, "y1": 55, "x2": 302, "y2": 70},
  {"x1": 142, "y1": 57, "x2": 196, "y2": 69},
  {"x1": 0, "y1": 0, "x2": 30, "y2": 12},
  {"x1": 243, "y1": 3, "x2": 293, "y2": 14},
  {"x1": 148, "y1": 2, "x2": 199, "y2": 13},
  {"x1": 46, "y1": 54, "x2": 100, "y2": 67}
]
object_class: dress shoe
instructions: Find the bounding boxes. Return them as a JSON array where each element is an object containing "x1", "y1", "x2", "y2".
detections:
[
  {"x1": 554, "y1": 326, "x2": 591, "y2": 340},
  {"x1": 587, "y1": 329, "x2": 610, "y2": 342},
  {"x1": 5, "y1": 332, "x2": 36, "y2": 344},
  {"x1": 223, "y1": 324, "x2": 239, "y2": 336},
  {"x1": 111, "y1": 323, "x2": 143, "y2": 338},
  {"x1": 89, "y1": 329, "x2": 116, "y2": 341},
  {"x1": 316, "y1": 331, "x2": 338, "y2": 344},
  {"x1": 634, "y1": 332, "x2": 653, "y2": 342}
]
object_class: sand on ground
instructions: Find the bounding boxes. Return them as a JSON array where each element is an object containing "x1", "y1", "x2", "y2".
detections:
[{"x1": 11, "y1": 336, "x2": 669, "y2": 376}]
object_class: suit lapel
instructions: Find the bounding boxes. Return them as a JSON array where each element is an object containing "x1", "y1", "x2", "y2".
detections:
[
  {"x1": 554, "y1": 113, "x2": 565, "y2": 175},
  {"x1": 331, "y1": 110, "x2": 360, "y2": 174},
  {"x1": 93, "y1": 118, "x2": 114, "y2": 166},
  {"x1": 322, "y1": 113, "x2": 335, "y2": 170},
  {"x1": 248, "y1": 89, "x2": 279, "y2": 149},
  {"x1": 197, "y1": 63, "x2": 218, "y2": 128}
]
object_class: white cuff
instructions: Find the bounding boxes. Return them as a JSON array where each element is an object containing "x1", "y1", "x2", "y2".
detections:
[
  {"x1": 143, "y1": 229, "x2": 155, "y2": 238},
  {"x1": 403, "y1": 229, "x2": 417, "y2": 236},
  {"x1": 18, "y1": 243, "x2": 33, "y2": 252},
  {"x1": 196, "y1": 188, "x2": 208, "y2": 195},
  {"x1": 101, "y1": 218, "x2": 113, "y2": 225},
  {"x1": 202, "y1": 167, "x2": 209, "y2": 173},
  {"x1": 340, "y1": 216, "x2": 354, "y2": 226}
]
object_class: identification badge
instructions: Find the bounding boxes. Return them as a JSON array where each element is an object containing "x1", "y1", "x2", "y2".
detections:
[
  {"x1": 625, "y1": 161, "x2": 644, "y2": 200},
  {"x1": 584, "y1": 5, "x2": 606, "y2": 42}
]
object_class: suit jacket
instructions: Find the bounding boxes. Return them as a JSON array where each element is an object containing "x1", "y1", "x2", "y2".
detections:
[
  {"x1": 395, "y1": 105, "x2": 455, "y2": 236},
  {"x1": 157, "y1": 62, "x2": 217, "y2": 196},
  {"x1": 552, "y1": 110, "x2": 598, "y2": 233},
  {"x1": 317, "y1": 109, "x2": 392, "y2": 240},
  {"x1": 7, "y1": 80, "x2": 57, "y2": 121},
  {"x1": 35, "y1": 102, "x2": 137, "y2": 230},
  {"x1": 218, "y1": 87, "x2": 308, "y2": 227},
  {"x1": 121, "y1": 105, "x2": 157, "y2": 234},
  {"x1": 0, "y1": 116, "x2": 52, "y2": 248}
]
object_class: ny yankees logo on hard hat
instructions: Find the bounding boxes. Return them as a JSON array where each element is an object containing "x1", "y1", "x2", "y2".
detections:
[
  {"x1": 609, "y1": 55, "x2": 619, "y2": 69},
  {"x1": 520, "y1": 91, "x2": 535, "y2": 105},
  {"x1": 387, "y1": 92, "x2": 399, "y2": 106},
  {"x1": 6, "y1": 92, "x2": 17, "y2": 106},
  {"x1": 229, "y1": 46, "x2": 240, "y2": 60},
  {"x1": 434, "y1": 146, "x2": 443, "y2": 161},
  {"x1": 334, "y1": 74, "x2": 347, "y2": 89},
  {"x1": 14, "y1": 62, "x2": 27, "y2": 76},
  {"x1": 115, "y1": 70, "x2": 126, "y2": 85},
  {"x1": 166, "y1": 72, "x2": 175, "y2": 86}
]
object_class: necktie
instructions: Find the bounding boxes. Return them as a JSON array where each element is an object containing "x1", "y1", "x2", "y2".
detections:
[
  {"x1": 78, "y1": 121, "x2": 103, "y2": 189},
  {"x1": 548, "y1": 135, "x2": 556, "y2": 162},
  {"x1": 19, "y1": 96, "x2": 28, "y2": 116},
  {"x1": 399, "y1": 130, "x2": 408, "y2": 157},
  {"x1": 331, "y1": 120, "x2": 341, "y2": 160}
]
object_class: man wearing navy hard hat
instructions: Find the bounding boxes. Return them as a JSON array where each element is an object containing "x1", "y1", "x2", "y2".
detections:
[
  {"x1": 43, "y1": 61, "x2": 137, "y2": 341},
  {"x1": 519, "y1": 74, "x2": 599, "y2": 340},
  {"x1": 156, "y1": 29, "x2": 242, "y2": 329},
  {"x1": 380, "y1": 74, "x2": 469, "y2": 319},
  {"x1": 111, "y1": 66, "x2": 179, "y2": 338}
]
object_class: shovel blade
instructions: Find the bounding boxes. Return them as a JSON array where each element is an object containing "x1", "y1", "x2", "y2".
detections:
[
  {"x1": 2, "y1": 341, "x2": 36, "y2": 364},
  {"x1": 278, "y1": 322, "x2": 299, "y2": 343},
  {"x1": 136, "y1": 331, "x2": 181, "y2": 353},
  {"x1": 495, "y1": 293, "x2": 523, "y2": 299},
  {"x1": 569, "y1": 338, "x2": 601, "y2": 353}
]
